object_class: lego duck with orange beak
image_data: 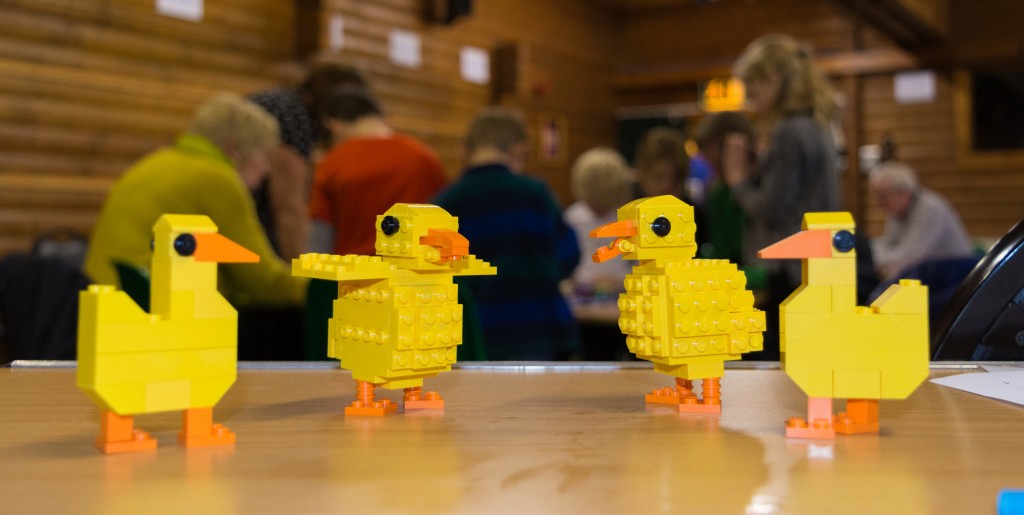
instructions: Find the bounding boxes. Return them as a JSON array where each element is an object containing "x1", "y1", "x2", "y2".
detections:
[
  {"x1": 293, "y1": 203, "x2": 496, "y2": 416},
  {"x1": 759, "y1": 212, "x2": 929, "y2": 439},
  {"x1": 78, "y1": 214, "x2": 259, "y2": 453},
  {"x1": 591, "y1": 195, "x2": 765, "y2": 413}
]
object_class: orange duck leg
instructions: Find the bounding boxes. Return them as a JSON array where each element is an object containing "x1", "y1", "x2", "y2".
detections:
[
  {"x1": 345, "y1": 380, "x2": 398, "y2": 416},
  {"x1": 404, "y1": 386, "x2": 444, "y2": 410},
  {"x1": 96, "y1": 410, "x2": 157, "y2": 454},
  {"x1": 834, "y1": 399, "x2": 879, "y2": 434},
  {"x1": 786, "y1": 397, "x2": 836, "y2": 439}
]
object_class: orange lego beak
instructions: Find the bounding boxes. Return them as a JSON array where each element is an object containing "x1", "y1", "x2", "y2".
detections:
[
  {"x1": 420, "y1": 228, "x2": 469, "y2": 263},
  {"x1": 194, "y1": 233, "x2": 260, "y2": 263},
  {"x1": 758, "y1": 230, "x2": 832, "y2": 259},
  {"x1": 589, "y1": 220, "x2": 637, "y2": 263}
]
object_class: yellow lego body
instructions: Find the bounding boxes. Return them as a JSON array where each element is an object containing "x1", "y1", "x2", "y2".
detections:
[
  {"x1": 77, "y1": 285, "x2": 236, "y2": 414},
  {"x1": 77, "y1": 215, "x2": 242, "y2": 416},
  {"x1": 782, "y1": 279, "x2": 929, "y2": 399},
  {"x1": 769, "y1": 212, "x2": 929, "y2": 400},
  {"x1": 293, "y1": 204, "x2": 496, "y2": 392},
  {"x1": 621, "y1": 259, "x2": 765, "y2": 380},
  {"x1": 592, "y1": 195, "x2": 765, "y2": 386}
]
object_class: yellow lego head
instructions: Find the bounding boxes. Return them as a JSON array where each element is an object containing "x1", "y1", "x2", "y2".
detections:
[
  {"x1": 758, "y1": 212, "x2": 857, "y2": 261},
  {"x1": 375, "y1": 204, "x2": 469, "y2": 270},
  {"x1": 149, "y1": 214, "x2": 258, "y2": 316},
  {"x1": 590, "y1": 195, "x2": 697, "y2": 263}
]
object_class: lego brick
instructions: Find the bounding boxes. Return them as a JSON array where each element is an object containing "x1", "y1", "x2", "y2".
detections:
[
  {"x1": 588, "y1": 196, "x2": 766, "y2": 412},
  {"x1": 761, "y1": 211, "x2": 929, "y2": 436},
  {"x1": 780, "y1": 284, "x2": 831, "y2": 313},
  {"x1": 292, "y1": 203, "x2": 495, "y2": 413},
  {"x1": 77, "y1": 214, "x2": 250, "y2": 449},
  {"x1": 803, "y1": 258, "x2": 856, "y2": 286},
  {"x1": 872, "y1": 280, "x2": 928, "y2": 314},
  {"x1": 833, "y1": 369, "x2": 881, "y2": 398}
]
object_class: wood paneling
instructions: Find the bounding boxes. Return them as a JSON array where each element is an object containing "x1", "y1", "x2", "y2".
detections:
[
  {"x1": 614, "y1": 0, "x2": 1023, "y2": 240},
  {"x1": 312, "y1": 0, "x2": 618, "y2": 205},
  {"x1": 0, "y1": 1, "x2": 293, "y2": 255},
  {"x1": 948, "y1": 0, "x2": 1024, "y2": 65},
  {"x1": 0, "y1": 0, "x2": 617, "y2": 256}
]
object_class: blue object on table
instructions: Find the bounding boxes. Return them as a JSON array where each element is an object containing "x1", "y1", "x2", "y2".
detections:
[{"x1": 999, "y1": 490, "x2": 1024, "y2": 515}]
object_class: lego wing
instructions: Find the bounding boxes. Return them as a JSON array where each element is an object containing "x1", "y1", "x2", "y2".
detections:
[
  {"x1": 449, "y1": 255, "x2": 497, "y2": 277},
  {"x1": 292, "y1": 253, "x2": 397, "y2": 282}
]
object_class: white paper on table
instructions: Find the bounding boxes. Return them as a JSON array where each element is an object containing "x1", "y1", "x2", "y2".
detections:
[
  {"x1": 931, "y1": 370, "x2": 1024, "y2": 406},
  {"x1": 982, "y1": 365, "x2": 1024, "y2": 373}
]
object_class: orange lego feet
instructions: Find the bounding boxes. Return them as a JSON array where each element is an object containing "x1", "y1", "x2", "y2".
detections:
[
  {"x1": 178, "y1": 407, "x2": 235, "y2": 448},
  {"x1": 679, "y1": 378, "x2": 722, "y2": 414},
  {"x1": 96, "y1": 411, "x2": 157, "y2": 454},
  {"x1": 785, "y1": 417, "x2": 836, "y2": 439},
  {"x1": 786, "y1": 397, "x2": 836, "y2": 439},
  {"x1": 834, "y1": 399, "x2": 879, "y2": 435},
  {"x1": 346, "y1": 380, "x2": 397, "y2": 417},
  {"x1": 646, "y1": 378, "x2": 693, "y2": 406},
  {"x1": 403, "y1": 387, "x2": 444, "y2": 410}
]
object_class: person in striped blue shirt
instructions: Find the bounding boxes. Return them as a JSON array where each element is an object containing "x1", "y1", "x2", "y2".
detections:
[{"x1": 434, "y1": 108, "x2": 580, "y2": 360}]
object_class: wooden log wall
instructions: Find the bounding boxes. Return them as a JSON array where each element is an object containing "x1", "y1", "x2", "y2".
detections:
[
  {"x1": 0, "y1": 0, "x2": 293, "y2": 256},
  {"x1": 0, "y1": 0, "x2": 618, "y2": 257},
  {"x1": 308, "y1": 0, "x2": 618, "y2": 206},
  {"x1": 614, "y1": 0, "x2": 1024, "y2": 240}
]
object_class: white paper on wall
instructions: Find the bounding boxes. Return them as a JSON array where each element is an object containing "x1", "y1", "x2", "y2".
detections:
[
  {"x1": 894, "y1": 70, "x2": 936, "y2": 104},
  {"x1": 460, "y1": 46, "x2": 490, "y2": 85},
  {"x1": 328, "y1": 14, "x2": 344, "y2": 52},
  {"x1": 156, "y1": 0, "x2": 203, "y2": 22},
  {"x1": 389, "y1": 29, "x2": 421, "y2": 69}
]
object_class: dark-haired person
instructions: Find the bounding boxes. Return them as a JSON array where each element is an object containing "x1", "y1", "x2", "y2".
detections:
[
  {"x1": 308, "y1": 89, "x2": 446, "y2": 256},
  {"x1": 249, "y1": 63, "x2": 370, "y2": 260}
]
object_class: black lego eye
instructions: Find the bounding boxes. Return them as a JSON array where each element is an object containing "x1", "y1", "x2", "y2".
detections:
[
  {"x1": 174, "y1": 234, "x2": 197, "y2": 256},
  {"x1": 380, "y1": 215, "x2": 400, "y2": 236},
  {"x1": 833, "y1": 230, "x2": 855, "y2": 253},
  {"x1": 650, "y1": 216, "x2": 671, "y2": 237}
]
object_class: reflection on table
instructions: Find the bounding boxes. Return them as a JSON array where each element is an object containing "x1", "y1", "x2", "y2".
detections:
[{"x1": 0, "y1": 362, "x2": 1021, "y2": 514}]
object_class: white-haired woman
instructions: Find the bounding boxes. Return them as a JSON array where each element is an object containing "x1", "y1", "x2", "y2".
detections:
[{"x1": 85, "y1": 92, "x2": 306, "y2": 309}]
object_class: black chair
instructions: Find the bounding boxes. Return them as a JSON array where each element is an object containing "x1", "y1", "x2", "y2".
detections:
[
  {"x1": 0, "y1": 253, "x2": 89, "y2": 361},
  {"x1": 932, "y1": 218, "x2": 1024, "y2": 360}
]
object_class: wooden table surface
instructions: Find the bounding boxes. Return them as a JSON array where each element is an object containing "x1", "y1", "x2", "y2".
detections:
[{"x1": 1, "y1": 362, "x2": 1022, "y2": 514}]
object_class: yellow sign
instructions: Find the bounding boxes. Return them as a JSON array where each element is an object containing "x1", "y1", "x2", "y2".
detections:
[{"x1": 700, "y1": 78, "x2": 746, "y2": 112}]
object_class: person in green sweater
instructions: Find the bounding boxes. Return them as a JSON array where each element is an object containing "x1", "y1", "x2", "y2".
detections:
[{"x1": 84, "y1": 92, "x2": 306, "y2": 309}]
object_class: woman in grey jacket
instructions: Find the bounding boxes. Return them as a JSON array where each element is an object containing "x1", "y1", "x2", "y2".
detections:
[{"x1": 722, "y1": 34, "x2": 842, "y2": 360}]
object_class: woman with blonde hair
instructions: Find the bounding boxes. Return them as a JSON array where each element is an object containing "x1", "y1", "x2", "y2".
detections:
[
  {"x1": 565, "y1": 147, "x2": 634, "y2": 295},
  {"x1": 721, "y1": 34, "x2": 841, "y2": 360},
  {"x1": 85, "y1": 92, "x2": 306, "y2": 313}
]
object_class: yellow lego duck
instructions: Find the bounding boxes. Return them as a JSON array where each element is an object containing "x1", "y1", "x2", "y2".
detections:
[
  {"x1": 759, "y1": 212, "x2": 929, "y2": 439},
  {"x1": 77, "y1": 214, "x2": 258, "y2": 453},
  {"x1": 292, "y1": 203, "x2": 496, "y2": 416},
  {"x1": 591, "y1": 195, "x2": 765, "y2": 413}
]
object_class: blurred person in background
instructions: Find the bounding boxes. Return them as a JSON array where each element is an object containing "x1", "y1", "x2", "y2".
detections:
[
  {"x1": 307, "y1": 88, "x2": 447, "y2": 256},
  {"x1": 435, "y1": 107, "x2": 580, "y2": 360},
  {"x1": 869, "y1": 160, "x2": 974, "y2": 279},
  {"x1": 249, "y1": 63, "x2": 370, "y2": 260},
  {"x1": 85, "y1": 92, "x2": 306, "y2": 309},
  {"x1": 634, "y1": 127, "x2": 690, "y2": 200},
  {"x1": 693, "y1": 111, "x2": 757, "y2": 266},
  {"x1": 565, "y1": 147, "x2": 635, "y2": 297},
  {"x1": 721, "y1": 34, "x2": 841, "y2": 360}
]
